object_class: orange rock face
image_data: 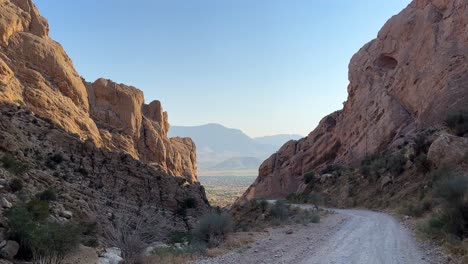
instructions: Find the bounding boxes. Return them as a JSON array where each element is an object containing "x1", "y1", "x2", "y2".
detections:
[
  {"x1": 242, "y1": 0, "x2": 468, "y2": 200},
  {"x1": 0, "y1": 0, "x2": 197, "y2": 182}
]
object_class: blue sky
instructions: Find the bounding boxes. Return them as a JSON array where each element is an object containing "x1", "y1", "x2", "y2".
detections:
[{"x1": 34, "y1": 0, "x2": 410, "y2": 137}]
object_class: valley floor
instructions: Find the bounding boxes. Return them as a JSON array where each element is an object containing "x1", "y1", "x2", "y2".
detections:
[{"x1": 195, "y1": 206, "x2": 452, "y2": 264}]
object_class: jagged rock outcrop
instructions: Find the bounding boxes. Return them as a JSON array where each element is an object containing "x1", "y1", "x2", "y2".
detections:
[
  {"x1": 0, "y1": 0, "x2": 197, "y2": 182},
  {"x1": 242, "y1": 0, "x2": 468, "y2": 200}
]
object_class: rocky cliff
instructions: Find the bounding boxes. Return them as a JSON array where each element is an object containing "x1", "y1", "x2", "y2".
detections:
[
  {"x1": 0, "y1": 0, "x2": 209, "y2": 255},
  {"x1": 242, "y1": 0, "x2": 468, "y2": 200},
  {"x1": 0, "y1": 0, "x2": 197, "y2": 182}
]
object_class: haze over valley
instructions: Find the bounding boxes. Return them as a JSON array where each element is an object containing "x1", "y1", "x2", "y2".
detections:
[{"x1": 169, "y1": 123, "x2": 302, "y2": 176}]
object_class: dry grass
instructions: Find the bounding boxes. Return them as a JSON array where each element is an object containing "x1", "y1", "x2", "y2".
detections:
[
  {"x1": 140, "y1": 254, "x2": 196, "y2": 264},
  {"x1": 205, "y1": 231, "x2": 260, "y2": 257}
]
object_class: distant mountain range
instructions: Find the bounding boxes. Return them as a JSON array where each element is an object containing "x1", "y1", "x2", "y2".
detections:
[
  {"x1": 168, "y1": 124, "x2": 302, "y2": 174},
  {"x1": 209, "y1": 157, "x2": 263, "y2": 170}
]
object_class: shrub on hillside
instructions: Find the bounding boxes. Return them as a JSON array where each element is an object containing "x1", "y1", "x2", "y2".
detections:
[
  {"x1": 425, "y1": 168, "x2": 468, "y2": 238},
  {"x1": 36, "y1": 188, "x2": 58, "y2": 201},
  {"x1": 361, "y1": 152, "x2": 407, "y2": 180},
  {"x1": 445, "y1": 112, "x2": 468, "y2": 137},
  {"x1": 308, "y1": 192, "x2": 324, "y2": 210},
  {"x1": 414, "y1": 133, "x2": 430, "y2": 155},
  {"x1": 6, "y1": 200, "x2": 80, "y2": 263},
  {"x1": 286, "y1": 193, "x2": 308, "y2": 204},
  {"x1": 303, "y1": 171, "x2": 315, "y2": 185},
  {"x1": 168, "y1": 231, "x2": 192, "y2": 245},
  {"x1": 1, "y1": 154, "x2": 29, "y2": 175},
  {"x1": 269, "y1": 200, "x2": 290, "y2": 220},
  {"x1": 192, "y1": 211, "x2": 233, "y2": 247},
  {"x1": 9, "y1": 178, "x2": 23, "y2": 192}
]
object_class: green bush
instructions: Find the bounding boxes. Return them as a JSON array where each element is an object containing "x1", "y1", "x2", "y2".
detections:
[
  {"x1": 434, "y1": 173, "x2": 468, "y2": 206},
  {"x1": 429, "y1": 170, "x2": 468, "y2": 238},
  {"x1": 286, "y1": 193, "x2": 308, "y2": 204},
  {"x1": 361, "y1": 152, "x2": 407, "y2": 179},
  {"x1": 414, "y1": 133, "x2": 431, "y2": 155},
  {"x1": 192, "y1": 211, "x2": 233, "y2": 247},
  {"x1": 303, "y1": 171, "x2": 315, "y2": 185},
  {"x1": 400, "y1": 201, "x2": 432, "y2": 217},
  {"x1": 26, "y1": 198, "x2": 50, "y2": 221},
  {"x1": 258, "y1": 199, "x2": 269, "y2": 212},
  {"x1": 9, "y1": 178, "x2": 23, "y2": 192},
  {"x1": 310, "y1": 214, "x2": 320, "y2": 223},
  {"x1": 1, "y1": 154, "x2": 29, "y2": 175},
  {"x1": 6, "y1": 201, "x2": 82, "y2": 262},
  {"x1": 269, "y1": 200, "x2": 290, "y2": 220},
  {"x1": 445, "y1": 112, "x2": 468, "y2": 137},
  {"x1": 386, "y1": 152, "x2": 406, "y2": 175},
  {"x1": 168, "y1": 231, "x2": 192, "y2": 245},
  {"x1": 308, "y1": 192, "x2": 324, "y2": 209},
  {"x1": 36, "y1": 188, "x2": 58, "y2": 201},
  {"x1": 30, "y1": 221, "x2": 81, "y2": 260}
]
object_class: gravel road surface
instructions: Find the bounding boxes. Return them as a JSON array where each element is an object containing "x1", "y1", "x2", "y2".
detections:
[{"x1": 196, "y1": 206, "x2": 446, "y2": 264}]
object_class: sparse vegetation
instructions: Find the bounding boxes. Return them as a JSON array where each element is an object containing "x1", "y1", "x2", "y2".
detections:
[
  {"x1": 6, "y1": 199, "x2": 81, "y2": 263},
  {"x1": 303, "y1": 171, "x2": 315, "y2": 185},
  {"x1": 193, "y1": 211, "x2": 233, "y2": 247},
  {"x1": 36, "y1": 188, "x2": 58, "y2": 201},
  {"x1": 1, "y1": 153, "x2": 29, "y2": 175},
  {"x1": 399, "y1": 201, "x2": 432, "y2": 217},
  {"x1": 421, "y1": 167, "x2": 468, "y2": 240},
  {"x1": 361, "y1": 151, "x2": 407, "y2": 180},
  {"x1": 102, "y1": 211, "x2": 159, "y2": 263},
  {"x1": 269, "y1": 200, "x2": 290, "y2": 220},
  {"x1": 9, "y1": 178, "x2": 24, "y2": 192},
  {"x1": 445, "y1": 112, "x2": 468, "y2": 137},
  {"x1": 45, "y1": 153, "x2": 64, "y2": 170},
  {"x1": 168, "y1": 231, "x2": 192, "y2": 245}
]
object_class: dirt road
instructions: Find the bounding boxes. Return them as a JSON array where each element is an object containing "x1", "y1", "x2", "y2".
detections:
[{"x1": 196, "y1": 207, "x2": 444, "y2": 264}]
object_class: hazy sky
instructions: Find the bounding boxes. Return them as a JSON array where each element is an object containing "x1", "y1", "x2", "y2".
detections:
[{"x1": 35, "y1": 0, "x2": 410, "y2": 137}]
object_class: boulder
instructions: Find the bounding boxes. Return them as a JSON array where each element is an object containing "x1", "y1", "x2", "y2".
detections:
[
  {"x1": 0, "y1": 198, "x2": 12, "y2": 209},
  {"x1": 59, "y1": 210, "x2": 73, "y2": 219},
  {"x1": 98, "y1": 247, "x2": 123, "y2": 264},
  {"x1": 428, "y1": 133, "x2": 468, "y2": 168},
  {"x1": 0, "y1": 240, "x2": 19, "y2": 260}
]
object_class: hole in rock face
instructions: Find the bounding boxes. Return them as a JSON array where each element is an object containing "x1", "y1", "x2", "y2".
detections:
[{"x1": 375, "y1": 55, "x2": 398, "y2": 70}]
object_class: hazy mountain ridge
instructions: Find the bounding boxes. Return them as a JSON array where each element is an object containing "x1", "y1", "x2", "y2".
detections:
[
  {"x1": 253, "y1": 134, "x2": 302, "y2": 147},
  {"x1": 169, "y1": 124, "x2": 301, "y2": 171}
]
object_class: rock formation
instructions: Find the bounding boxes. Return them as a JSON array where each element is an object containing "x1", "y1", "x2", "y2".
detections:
[
  {"x1": 242, "y1": 0, "x2": 468, "y2": 200},
  {"x1": 0, "y1": 104, "x2": 209, "y2": 241},
  {"x1": 0, "y1": 0, "x2": 209, "y2": 255},
  {"x1": 0, "y1": 0, "x2": 197, "y2": 182}
]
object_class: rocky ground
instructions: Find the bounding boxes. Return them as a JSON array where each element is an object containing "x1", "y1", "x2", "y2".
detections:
[{"x1": 195, "y1": 206, "x2": 459, "y2": 264}]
